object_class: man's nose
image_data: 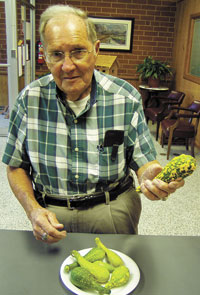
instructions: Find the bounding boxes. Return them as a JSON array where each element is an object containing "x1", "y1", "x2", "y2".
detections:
[{"x1": 61, "y1": 55, "x2": 76, "y2": 72}]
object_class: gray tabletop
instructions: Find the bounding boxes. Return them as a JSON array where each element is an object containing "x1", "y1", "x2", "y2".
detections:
[{"x1": 0, "y1": 230, "x2": 200, "y2": 295}]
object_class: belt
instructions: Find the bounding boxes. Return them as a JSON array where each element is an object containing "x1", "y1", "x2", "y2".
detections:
[{"x1": 41, "y1": 176, "x2": 133, "y2": 208}]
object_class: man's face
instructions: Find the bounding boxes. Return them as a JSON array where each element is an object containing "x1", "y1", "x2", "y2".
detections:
[{"x1": 44, "y1": 15, "x2": 100, "y2": 101}]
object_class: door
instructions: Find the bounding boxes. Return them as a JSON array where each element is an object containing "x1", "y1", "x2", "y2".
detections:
[
  {"x1": 0, "y1": 0, "x2": 35, "y2": 136},
  {"x1": 0, "y1": 0, "x2": 18, "y2": 136}
]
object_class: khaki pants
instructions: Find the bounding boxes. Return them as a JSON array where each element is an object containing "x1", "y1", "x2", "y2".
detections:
[{"x1": 47, "y1": 186, "x2": 141, "y2": 234}]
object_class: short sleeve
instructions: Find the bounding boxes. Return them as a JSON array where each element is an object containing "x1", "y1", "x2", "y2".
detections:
[{"x1": 2, "y1": 90, "x2": 30, "y2": 170}]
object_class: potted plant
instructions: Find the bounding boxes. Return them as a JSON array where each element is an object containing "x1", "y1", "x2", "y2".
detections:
[{"x1": 136, "y1": 56, "x2": 173, "y2": 87}]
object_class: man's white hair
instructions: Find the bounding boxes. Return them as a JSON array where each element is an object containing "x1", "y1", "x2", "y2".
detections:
[{"x1": 39, "y1": 4, "x2": 97, "y2": 45}]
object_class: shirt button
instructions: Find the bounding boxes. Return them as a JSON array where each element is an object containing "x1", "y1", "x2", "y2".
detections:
[
  {"x1": 75, "y1": 174, "x2": 79, "y2": 179},
  {"x1": 74, "y1": 147, "x2": 79, "y2": 152},
  {"x1": 74, "y1": 119, "x2": 78, "y2": 124}
]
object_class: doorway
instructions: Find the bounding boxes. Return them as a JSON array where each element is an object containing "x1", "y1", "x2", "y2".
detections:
[{"x1": 0, "y1": 0, "x2": 35, "y2": 136}]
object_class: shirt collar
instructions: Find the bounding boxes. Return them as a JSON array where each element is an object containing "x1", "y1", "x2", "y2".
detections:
[
  {"x1": 56, "y1": 85, "x2": 66, "y2": 105},
  {"x1": 90, "y1": 73, "x2": 97, "y2": 107}
]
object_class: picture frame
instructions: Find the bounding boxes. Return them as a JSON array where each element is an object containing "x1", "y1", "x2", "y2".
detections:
[
  {"x1": 184, "y1": 13, "x2": 200, "y2": 84},
  {"x1": 89, "y1": 16, "x2": 134, "y2": 52}
]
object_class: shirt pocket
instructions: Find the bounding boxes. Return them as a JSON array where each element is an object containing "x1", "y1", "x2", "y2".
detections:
[{"x1": 99, "y1": 144, "x2": 125, "y2": 180}]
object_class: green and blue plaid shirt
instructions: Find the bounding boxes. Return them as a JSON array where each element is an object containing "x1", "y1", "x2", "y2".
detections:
[{"x1": 2, "y1": 70, "x2": 156, "y2": 196}]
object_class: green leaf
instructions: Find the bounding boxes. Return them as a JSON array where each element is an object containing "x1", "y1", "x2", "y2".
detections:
[{"x1": 136, "y1": 56, "x2": 173, "y2": 80}]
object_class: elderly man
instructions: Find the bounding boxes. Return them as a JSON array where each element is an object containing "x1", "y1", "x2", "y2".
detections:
[{"x1": 2, "y1": 5, "x2": 184, "y2": 243}]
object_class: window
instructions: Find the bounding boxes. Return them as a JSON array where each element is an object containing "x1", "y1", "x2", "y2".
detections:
[{"x1": 184, "y1": 13, "x2": 200, "y2": 84}]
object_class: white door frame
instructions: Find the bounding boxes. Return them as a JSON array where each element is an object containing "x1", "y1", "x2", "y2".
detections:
[
  {"x1": 0, "y1": 0, "x2": 35, "y2": 136},
  {"x1": 0, "y1": 0, "x2": 18, "y2": 136},
  {"x1": 5, "y1": 0, "x2": 19, "y2": 113}
]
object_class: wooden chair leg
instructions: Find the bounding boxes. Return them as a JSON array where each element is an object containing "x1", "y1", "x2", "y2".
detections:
[
  {"x1": 161, "y1": 129, "x2": 164, "y2": 147},
  {"x1": 156, "y1": 121, "x2": 160, "y2": 141},
  {"x1": 0, "y1": 105, "x2": 8, "y2": 115},
  {"x1": 186, "y1": 138, "x2": 189, "y2": 150},
  {"x1": 190, "y1": 138, "x2": 195, "y2": 157},
  {"x1": 167, "y1": 129, "x2": 174, "y2": 160}
]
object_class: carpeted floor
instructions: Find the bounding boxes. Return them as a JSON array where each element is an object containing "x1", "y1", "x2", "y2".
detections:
[{"x1": 0, "y1": 120, "x2": 199, "y2": 236}]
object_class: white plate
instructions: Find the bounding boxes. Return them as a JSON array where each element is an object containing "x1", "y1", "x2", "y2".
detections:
[{"x1": 60, "y1": 248, "x2": 140, "y2": 295}]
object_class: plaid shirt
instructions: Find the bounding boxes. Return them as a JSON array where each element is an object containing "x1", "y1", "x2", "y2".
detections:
[{"x1": 2, "y1": 70, "x2": 156, "y2": 196}]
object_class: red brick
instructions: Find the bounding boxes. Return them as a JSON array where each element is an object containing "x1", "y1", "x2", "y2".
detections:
[
  {"x1": 142, "y1": 15, "x2": 155, "y2": 21},
  {"x1": 139, "y1": 25, "x2": 152, "y2": 31},
  {"x1": 156, "y1": 51, "x2": 171, "y2": 57},
  {"x1": 113, "y1": 3, "x2": 126, "y2": 9},
  {"x1": 135, "y1": 30, "x2": 145, "y2": 36},
  {"x1": 162, "y1": 1, "x2": 176, "y2": 6},
  {"x1": 66, "y1": 1, "x2": 81, "y2": 6},
  {"x1": 143, "y1": 5, "x2": 157, "y2": 10},
  {"x1": 22, "y1": 0, "x2": 177, "y2": 80},
  {"x1": 127, "y1": 4, "x2": 143, "y2": 9},
  {"x1": 148, "y1": 0, "x2": 161, "y2": 4},
  {"x1": 147, "y1": 10, "x2": 160, "y2": 16},
  {"x1": 154, "y1": 26, "x2": 168, "y2": 32},
  {"x1": 139, "y1": 36, "x2": 154, "y2": 41},
  {"x1": 101, "y1": 8, "x2": 117, "y2": 13},
  {"x1": 143, "y1": 41, "x2": 156, "y2": 46},
  {"x1": 118, "y1": 0, "x2": 147, "y2": 4},
  {"x1": 153, "y1": 37, "x2": 168, "y2": 42},
  {"x1": 136, "y1": 20, "x2": 148, "y2": 25},
  {"x1": 116, "y1": 8, "x2": 133, "y2": 14},
  {"x1": 144, "y1": 31, "x2": 159, "y2": 37},
  {"x1": 153, "y1": 46, "x2": 168, "y2": 51},
  {"x1": 161, "y1": 11, "x2": 176, "y2": 17}
]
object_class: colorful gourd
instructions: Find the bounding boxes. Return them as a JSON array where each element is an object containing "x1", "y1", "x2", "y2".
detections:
[
  {"x1": 70, "y1": 267, "x2": 111, "y2": 294},
  {"x1": 95, "y1": 237, "x2": 124, "y2": 267},
  {"x1": 71, "y1": 249, "x2": 110, "y2": 283},
  {"x1": 93, "y1": 260, "x2": 115, "y2": 273},
  {"x1": 136, "y1": 154, "x2": 197, "y2": 193},
  {"x1": 105, "y1": 265, "x2": 130, "y2": 289},
  {"x1": 64, "y1": 247, "x2": 105, "y2": 272},
  {"x1": 66, "y1": 238, "x2": 132, "y2": 293}
]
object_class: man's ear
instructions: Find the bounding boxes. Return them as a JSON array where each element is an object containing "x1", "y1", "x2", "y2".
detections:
[
  {"x1": 42, "y1": 48, "x2": 51, "y2": 70},
  {"x1": 94, "y1": 40, "x2": 100, "y2": 56},
  {"x1": 43, "y1": 53, "x2": 48, "y2": 67}
]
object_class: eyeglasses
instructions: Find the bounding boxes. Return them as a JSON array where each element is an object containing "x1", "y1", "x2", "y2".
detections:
[{"x1": 45, "y1": 49, "x2": 93, "y2": 64}]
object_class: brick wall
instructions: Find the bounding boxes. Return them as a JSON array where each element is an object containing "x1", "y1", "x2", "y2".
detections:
[
  {"x1": 35, "y1": 0, "x2": 177, "y2": 86},
  {"x1": 0, "y1": 1, "x2": 6, "y2": 68},
  {"x1": 0, "y1": 0, "x2": 177, "y2": 87}
]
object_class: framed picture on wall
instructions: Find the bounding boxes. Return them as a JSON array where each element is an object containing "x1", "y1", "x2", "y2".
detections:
[
  {"x1": 184, "y1": 13, "x2": 200, "y2": 84},
  {"x1": 89, "y1": 16, "x2": 134, "y2": 52}
]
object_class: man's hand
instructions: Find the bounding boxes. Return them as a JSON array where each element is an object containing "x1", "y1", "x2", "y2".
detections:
[
  {"x1": 6, "y1": 167, "x2": 67, "y2": 244},
  {"x1": 137, "y1": 161, "x2": 184, "y2": 200},
  {"x1": 30, "y1": 208, "x2": 67, "y2": 243}
]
